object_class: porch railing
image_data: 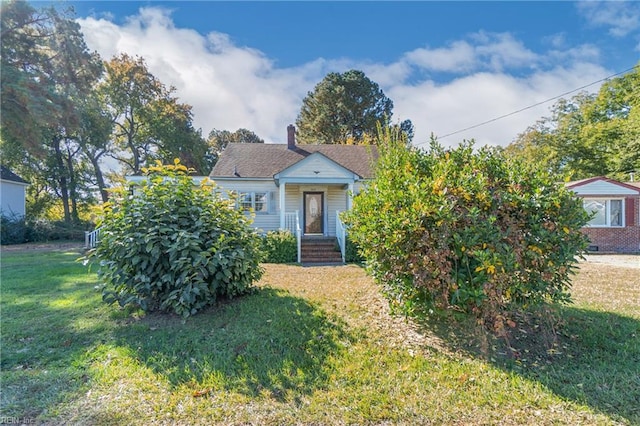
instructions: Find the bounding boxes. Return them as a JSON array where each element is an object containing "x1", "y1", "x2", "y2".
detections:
[
  {"x1": 84, "y1": 227, "x2": 101, "y2": 249},
  {"x1": 335, "y1": 210, "x2": 346, "y2": 263},
  {"x1": 294, "y1": 210, "x2": 301, "y2": 264},
  {"x1": 284, "y1": 211, "x2": 298, "y2": 235}
]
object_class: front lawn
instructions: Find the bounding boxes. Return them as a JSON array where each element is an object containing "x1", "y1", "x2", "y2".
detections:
[{"x1": 1, "y1": 248, "x2": 638, "y2": 425}]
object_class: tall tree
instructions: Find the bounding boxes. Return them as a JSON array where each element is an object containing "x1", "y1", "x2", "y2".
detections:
[
  {"x1": 207, "y1": 128, "x2": 264, "y2": 166},
  {"x1": 100, "y1": 54, "x2": 166, "y2": 174},
  {"x1": 0, "y1": 0, "x2": 57, "y2": 155},
  {"x1": 1, "y1": 0, "x2": 103, "y2": 222},
  {"x1": 505, "y1": 64, "x2": 640, "y2": 180},
  {"x1": 100, "y1": 53, "x2": 210, "y2": 174},
  {"x1": 296, "y1": 70, "x2": 404, "y2": 145}
]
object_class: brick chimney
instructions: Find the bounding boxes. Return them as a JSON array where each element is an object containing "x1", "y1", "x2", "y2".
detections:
[{"x1": 287, "y1": 124, "x2": 296, "y2": 149}]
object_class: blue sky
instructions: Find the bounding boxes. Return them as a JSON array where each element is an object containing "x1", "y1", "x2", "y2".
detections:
[{"x1": 53, "y1": 1, "x2": 640, "y2": 147}]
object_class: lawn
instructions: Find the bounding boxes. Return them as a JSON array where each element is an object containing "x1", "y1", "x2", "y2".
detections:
[{"x1": 1, "y1": 247, "x2": 638, "y2": 425}]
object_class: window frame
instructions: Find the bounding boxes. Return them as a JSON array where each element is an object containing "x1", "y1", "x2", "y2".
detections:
[
  {"x1": 237, "y1": 191, "x2": 272, "y2": 214},
  {"x1": 583, "y1": 198, "x2": 625, "y2": 228}
]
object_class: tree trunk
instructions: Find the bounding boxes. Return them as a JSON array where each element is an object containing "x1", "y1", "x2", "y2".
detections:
[{"x1": 52, "y1": 135, "x2": 72, "y2": 223}]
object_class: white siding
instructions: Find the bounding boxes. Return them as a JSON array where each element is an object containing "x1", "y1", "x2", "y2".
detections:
[
  {"x1": 279, "y1": 153, "x2": 356, "y2": 179},
  {"x1": 327, "y1": 186, "x2": 347, "y2": 236},
  {"x1": 571, "y1": 180, "x2": 639, "y2": 196},
  {"x1": 213, "y1": 179, "x2": 280, "y2": 233},
  {"x1": 212, "y1": 179, "x2": 363, "y2": 236},
  {"x1": 0, "y1": 180, "x2": 27, "y2": 218},
  {"x1": 285, "y1": 184, "x2": 302, "y2": 213}
]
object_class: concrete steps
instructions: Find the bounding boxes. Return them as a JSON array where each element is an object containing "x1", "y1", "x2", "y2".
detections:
[{"x1": 301, "y1": 237, "x2": 343, "y2": 265}]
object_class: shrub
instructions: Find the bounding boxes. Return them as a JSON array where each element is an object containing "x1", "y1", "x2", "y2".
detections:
[
  {"x1": 344, "y1": 236, "x2": 364, "y2": 264},
  {"x1": 344, "y1": 133, "x2": 590, "y2": 335},
  {"x1": 1, "y1": 214, "x2": 27, "y2": 244},
  {"x1": 86, "y1": 160, "x2": 264, "y2": 317},
  {"x1": 1, "y1": 215, "x2": 88, "y2": 245},
  {"x1": 261, "y1": 230, "x2": 297, "y2": 263}
]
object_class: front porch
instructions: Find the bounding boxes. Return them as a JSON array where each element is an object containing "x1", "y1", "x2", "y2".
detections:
[{"x1": 282, "y1": 209, "x2": 348, "y2": 264}]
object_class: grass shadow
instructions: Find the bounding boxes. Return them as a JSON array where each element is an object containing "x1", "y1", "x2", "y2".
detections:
[
  {"x1": 111, "y1": 287, "x2": 352, "y2": 401},
  {"x1": 417, "y1": 305, "x2": 640, "y2": 424}
]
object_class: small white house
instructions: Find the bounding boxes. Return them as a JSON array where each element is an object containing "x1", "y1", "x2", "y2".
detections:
[
  {"x1": 0, "y1": 166, "x2": 29, "y2": 219},
  {"x1": 210, "y1": 125, "x2": 378, "y2": 236},
  {"x1": 210, "y1": 125, "x2": 378, "y2": 263}
]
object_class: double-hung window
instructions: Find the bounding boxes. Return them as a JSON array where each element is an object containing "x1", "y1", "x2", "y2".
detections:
[
  {"x1": 238, "y1": 191, "x2": 271, "y2": 214},
  {"x1": 583, "y1": 198, "x2": 623, "y2": 227}
]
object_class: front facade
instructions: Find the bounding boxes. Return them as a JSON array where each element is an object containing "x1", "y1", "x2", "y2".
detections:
[
  {"x1": 0, "y1": 166, "x2": 29, "y2": 218},
  {"x1": 567, "y1": 176, "x2": 640, "y2": 253},
  {"x1": 210, "y1": 125, "x2": 378, "y2": 239}
]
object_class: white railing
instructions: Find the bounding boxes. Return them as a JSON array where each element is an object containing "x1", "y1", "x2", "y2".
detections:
[
  {"x1": 84, "y1": 227, "x2": 102, "y2": 249},
  {"x1": 295, "y1": 210, "x2": 301, "y2": 264},
  {"x1": 335, "y1": 210, "x2": 346, "y2": 263},
  {"x1": 284, "y1": 211, "x2": 298, "y2": 234}
]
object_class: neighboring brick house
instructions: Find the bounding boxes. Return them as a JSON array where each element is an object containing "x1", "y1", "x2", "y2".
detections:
[{"x1": 566, "y1": 176, "x2": 640, "y2": 253}]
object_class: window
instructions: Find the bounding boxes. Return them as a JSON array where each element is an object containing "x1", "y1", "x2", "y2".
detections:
[
  {"x1": 583, "y1": 198, "x2": 623, "y2": 227},
  {"x1": 238, "y1": 191, "x2": 272, "y2": 214},
  {"x1": 239, "y1": 192, "x2": 253, "y2": 212}
]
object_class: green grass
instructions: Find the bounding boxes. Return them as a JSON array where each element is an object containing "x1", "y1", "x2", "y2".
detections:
[{"x1": 1, "y1": 249, "x2": 638, "y2": 425}]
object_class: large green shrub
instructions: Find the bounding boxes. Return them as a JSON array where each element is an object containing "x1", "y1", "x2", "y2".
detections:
[
  {"x1": 87, "y1": 161, "x2": 264, "y2": 317},
  {"x1": 261, "y1": 230, "x2": 297, "y2": 263},
  {"x1": 344, "y1": 133, "x2": 590, "y2": 334}
]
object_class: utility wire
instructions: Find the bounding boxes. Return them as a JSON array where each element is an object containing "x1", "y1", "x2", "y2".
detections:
[{"x1": 424, "y1": 64, "x2": 638, "y2": 144}]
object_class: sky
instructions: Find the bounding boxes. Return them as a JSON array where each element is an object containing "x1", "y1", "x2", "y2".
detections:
[{"x1": 51, "y1": 1, "x2": 640, "y2": 147}]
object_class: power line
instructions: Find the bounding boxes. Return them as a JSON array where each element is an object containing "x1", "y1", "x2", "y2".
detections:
[{"x1": 419, "y1": 64, "x2": 638, "y2": 145}]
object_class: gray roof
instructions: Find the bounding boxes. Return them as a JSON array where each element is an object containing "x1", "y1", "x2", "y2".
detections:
[
  {"x1": 210, "y1": 143, "x2": 379, "y2": 179},
  {"x1": 0, "y1": 166, "x2": 28, "y2": 184}
]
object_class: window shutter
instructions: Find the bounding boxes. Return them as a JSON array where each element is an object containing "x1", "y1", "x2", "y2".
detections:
[
  {"x1": 625, "y1": 197, "x2": 636, "y2": 227},
  {"x1": 269, "y1": 191, "x2": 277, "y2": 213}
]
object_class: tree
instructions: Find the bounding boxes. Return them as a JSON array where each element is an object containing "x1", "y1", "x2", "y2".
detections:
[
  {"x1": 505, "y1": 64, "x2": 640, "y2": 180},
  {"x1": 296, "y1": 69, "x2": 411, "y2": 145},
  {"x1": 146, "y1": 97, "x2": 211, "y2": 174},
  {"x1": 344, "y1": 130, "x2": 590, "y2": 335},
  {"x1": 207, "y1": 128, "x2": 264, "y2": 166},
  {"x1": 86, "y1": 160, "x2": 264, "y2": 317},
  {"x1": 1, "y1": 0, "x2": 104, "y2": 222},
  {"x1": 1, "y1": 0, "x2": 58, "y2": 154},
  {"x1": 99, "y1": 54, "x2": 210, "y2": 175}
]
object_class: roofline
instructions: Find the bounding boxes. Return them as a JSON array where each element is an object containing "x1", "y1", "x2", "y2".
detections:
[
  {"x1": 273, "y1": 151, "x2": 363, "y2": 180},
  {"x1": 0, "y1": 178, "x2": 29, "y2": 187},
  {"x1": 208, "y1": 176, "x2": 275, "y2": 181},
  {"x1": 566, "y1": 176, "x2": 640, "y2": 193}
]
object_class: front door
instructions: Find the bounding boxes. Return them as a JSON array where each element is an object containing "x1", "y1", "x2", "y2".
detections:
[{"x1": 304, "y1": 192, "x2": 324, "y2": 234}]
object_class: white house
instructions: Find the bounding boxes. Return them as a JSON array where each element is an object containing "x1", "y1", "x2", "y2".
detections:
[
  {"x1": 0, "y1": 166, "x2": 29, "y2": 219},
  {"x1": 210, "y1": 125, "x2": 378, "y2": 263}
]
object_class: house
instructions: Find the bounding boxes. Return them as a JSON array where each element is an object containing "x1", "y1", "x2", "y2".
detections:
[
  {"x1": 566, "y1": 176, "x2": 640, "y2": 253},
  {"x1": 210, "y1": 125, "x2": 378, "y2": 263},
  {"x1": 0, "y1": 166, "x2": 29, "y2": 219}
]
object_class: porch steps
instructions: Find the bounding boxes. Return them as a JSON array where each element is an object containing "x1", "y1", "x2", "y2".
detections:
[{"x1": 301, "y1": 237, "x2": 343, "y2": 265}]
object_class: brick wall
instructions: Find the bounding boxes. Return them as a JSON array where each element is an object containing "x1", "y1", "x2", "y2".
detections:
[{"x1": 581, "y1": 197, "x2": 640, "y2": 253}]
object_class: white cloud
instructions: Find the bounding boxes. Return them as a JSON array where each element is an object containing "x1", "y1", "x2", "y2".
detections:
[
  {"x1": 404, "y1": 32, "x2": 539, "y2": 74},
  {"x1": 77, "y1": 7, "x2": 611, "y2": 151},
  {"x1": 577, "y1": 1, "x2": 640, "y2": 37},
  {"x1": 387, "y1": 61, "x2": 611, "y2": 148}
]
